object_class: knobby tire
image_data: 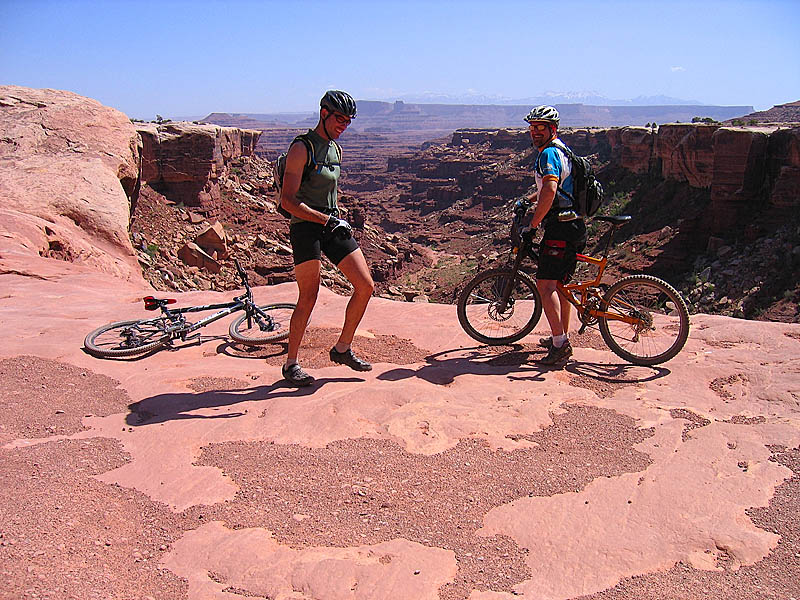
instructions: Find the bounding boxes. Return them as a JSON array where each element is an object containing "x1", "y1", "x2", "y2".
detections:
[
  {"x1": 598, "y1": 274, "x2": 690, "y2": 365},
  {"x1": 84, "y1": 319, "x2": 171, "y2": 358},
  {"x1": 228, "y1": 303, "x2": 295, "y2": 345},
  {"x1": 457, "y1": 268, "x2": 543, "y2": 345}
]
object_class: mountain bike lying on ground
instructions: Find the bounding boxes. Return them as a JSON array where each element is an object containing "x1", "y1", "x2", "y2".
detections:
[
  {"x1": 84, "y1": 259, "x2": 295, "y2": 358},
  {"x1": 457, "y1": 201, "x2": 690, "y2": 366}
]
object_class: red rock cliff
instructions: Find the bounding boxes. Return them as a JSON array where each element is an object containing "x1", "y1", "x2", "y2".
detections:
[{"x1": 136, "y1": 122, "x2": 260, "y2": 213}]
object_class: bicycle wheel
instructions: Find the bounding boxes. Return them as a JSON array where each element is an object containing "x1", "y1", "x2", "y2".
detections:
[
  {"x1": 84, "y1": 319, "x2": 171, "y2": 358},
  {"x1": 457, "y1": 268, "x2": 543, "y2": 345},
  {"x1": 599, "y1": 275, "x2": 690, "y2": 366},
  {"x1": 229, "y1": 302, "x2": 295, "y2": 345}
]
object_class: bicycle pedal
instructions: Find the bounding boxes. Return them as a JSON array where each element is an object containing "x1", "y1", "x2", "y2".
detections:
[{"x1": 183, "y1": 333, "x2": 201, "y2": 342}]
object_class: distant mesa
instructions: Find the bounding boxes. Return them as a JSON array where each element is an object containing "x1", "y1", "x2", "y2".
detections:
[
  {"x1": 202, "y1": 101, "x2": 755, "y2": 133},
  {"x1": 726, "y1": 100, "x2": 800, "y2": 124}
]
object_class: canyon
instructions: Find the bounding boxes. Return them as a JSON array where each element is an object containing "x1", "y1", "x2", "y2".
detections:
[
  {"x1": 134, "y1": 102, "x2": 800, "y2": 322},
  {"x1": 2, "y1": 85, "x2": 800, "y2": 600}
]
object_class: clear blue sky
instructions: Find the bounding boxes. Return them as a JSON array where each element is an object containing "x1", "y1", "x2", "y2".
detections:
[{"x1": 1, "y1": 0, "x2": 798, "y2": 120}]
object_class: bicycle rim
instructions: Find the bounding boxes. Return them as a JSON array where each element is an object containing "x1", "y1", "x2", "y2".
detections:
[
  {"x1": 599, "y1": 275, "x2": 690, "y2": 365},
  {"x1": 84, "y1": 319, "x2": 171, "y2": 358},
  {"x1": 229, "y1": 303, "x2": 295, "y2": 345},
  {"x1": 457, "y1": 268, "x2": 542, "y2": 345}
]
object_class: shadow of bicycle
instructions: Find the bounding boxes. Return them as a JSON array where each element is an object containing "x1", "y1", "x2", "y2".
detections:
[{"x1": 377, "y1": 344, "x2": 671, "y2": 387}]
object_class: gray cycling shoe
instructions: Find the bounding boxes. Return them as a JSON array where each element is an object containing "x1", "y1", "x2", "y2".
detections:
[
  {"x1": 282, "y1": 363, "x2": 315, "y2": 387},
  {"x1": 538, "y1": 341, "x2": 573, "y2": 366},
  {"x1": 329, "y1": 347, "x2": 372, "y2": 371}
]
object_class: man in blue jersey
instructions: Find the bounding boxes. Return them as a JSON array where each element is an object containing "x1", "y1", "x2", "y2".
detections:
[{"x1": 523, "y1": 105, "x2": 587, "y2": 366}]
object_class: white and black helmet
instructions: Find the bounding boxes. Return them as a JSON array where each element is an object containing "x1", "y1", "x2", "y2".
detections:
[
  {"x1": 524, "y1": 105, "x2": 559, "y2": 127},
  {"x1": 321, "y1": 90, "x2": 357, "y2": 118}
]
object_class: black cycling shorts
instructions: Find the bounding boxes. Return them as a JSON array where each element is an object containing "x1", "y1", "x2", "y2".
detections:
[
  {"x1": 289, "y1": 220, "x2": 359, "y2": 266},
  {"x1": 537, "y1": 219, "x2": 587, "y2": 283}
]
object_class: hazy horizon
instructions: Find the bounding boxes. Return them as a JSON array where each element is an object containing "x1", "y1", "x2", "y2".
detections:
[{"x1": 1, "y1": 0, "x2": 797, "y2": 121}]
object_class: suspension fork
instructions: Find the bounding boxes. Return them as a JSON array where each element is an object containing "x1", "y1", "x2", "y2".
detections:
[{"x1": 497, "y1": 246, "x2": 527, "y2": 312}]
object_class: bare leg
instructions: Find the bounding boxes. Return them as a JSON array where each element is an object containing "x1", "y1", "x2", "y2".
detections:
[
  {"x1": 333, "y1": 248, "x2": 374, "y2": 350},
  {"x1": 537, "y1": 278, "x2": 565, "y2": 338},
  {"x1": 286, "y1": 259, "x2": 321, "y2": 365},
  {"x1": 560, "y1": 290, "x2": 574, "y2": 335}
]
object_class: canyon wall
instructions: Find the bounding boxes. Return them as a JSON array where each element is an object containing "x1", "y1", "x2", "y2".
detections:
[
  {"x1": 452, "y1": 123, "x2": 800, "y2": 236},
  {"x1": 0, "y1": 86, "x2": 266, "y2": 286},
  {"x1": 136, "y1": 122, "x2": 261, "y2": 213}
]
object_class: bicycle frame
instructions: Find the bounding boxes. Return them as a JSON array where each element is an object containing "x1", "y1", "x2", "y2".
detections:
[
  {"x1": 146, "y1": 259, "x2": 269, "y2": 341},
  {"x1": 157, "y1": 296, "x2": 251, "y2": 339},
  {"x1": 508, "y1": 213, "x2": 642, "y2": 331}
]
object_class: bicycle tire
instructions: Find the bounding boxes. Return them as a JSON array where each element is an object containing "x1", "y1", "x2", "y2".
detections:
[
  {"x1": 457, "y1": 268, "x2": 543, "y2": 345},
  {"x1": 84, "y1": 319, "x2": 171, "y2": 358},
  {"x1": 599, "y1": 275, "x2": 690, "y2": 366},
  {"x1": 228, "y1": 302, "x2": 295, "y2": 345}
]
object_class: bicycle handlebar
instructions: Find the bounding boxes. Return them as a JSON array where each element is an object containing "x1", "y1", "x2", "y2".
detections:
[{"x1": 232, "y1": 258, "x2": 252, "y2": 296}]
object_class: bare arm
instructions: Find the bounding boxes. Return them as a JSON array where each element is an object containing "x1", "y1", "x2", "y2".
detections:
[
  {"x1": 528, "y1": 179, "x2": 558, "y2": 229},
  {"x1": 279, "y1": 141, "x2": 331, "y2": 224}
]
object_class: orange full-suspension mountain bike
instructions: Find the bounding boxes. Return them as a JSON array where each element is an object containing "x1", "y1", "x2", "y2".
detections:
[{"x1": 457, "y1": 203, "x2": 690, "y2": 366}]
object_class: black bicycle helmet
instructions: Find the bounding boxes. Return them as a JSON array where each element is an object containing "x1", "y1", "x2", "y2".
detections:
[
  {"x1": 320, "y1": 90, "x2": 357, "y2": 118},
  {"x1": 524, "y1": 105, "x2": 559, "y2": 127}
]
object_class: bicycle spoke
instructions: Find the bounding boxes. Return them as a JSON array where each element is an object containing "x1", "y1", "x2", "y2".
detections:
[
  {"x1": 458, "y1": 269, "x2": 543, "y2": 345},
  {"x1": 599, "y1": 275, "x2": 689, "y2": 365},
  {"x1": 84, "y1": 319, "x2": 171, "y2": 358}
]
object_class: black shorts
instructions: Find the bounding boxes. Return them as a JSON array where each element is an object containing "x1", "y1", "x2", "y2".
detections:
[
  {"x1": 289, "y1": 220, "x2": 359, "y2": 266},
  {"x1": 537, "y1": 219, "x2": 587, "y2": 283}
]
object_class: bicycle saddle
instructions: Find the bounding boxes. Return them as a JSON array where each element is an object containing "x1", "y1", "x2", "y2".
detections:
[{"x1": 143, "y1": 296, "x2": 177, "y2": 310}]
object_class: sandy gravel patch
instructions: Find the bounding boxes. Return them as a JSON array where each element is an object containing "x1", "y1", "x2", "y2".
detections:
[
  {"x1": 0, "y1": 356, "x2": 129, "y2": 444},
  {"x1": 193, "y1": 405, "x2": 653, "y2": 599}
]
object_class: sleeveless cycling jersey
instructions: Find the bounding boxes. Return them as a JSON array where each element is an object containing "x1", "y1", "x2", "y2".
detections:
[
  {"x1": 291, "y1": 129, "x2": 341, "y2": 224},
  {"x1": 534, "y1": 138, "x2": 574, "y2": 212}
]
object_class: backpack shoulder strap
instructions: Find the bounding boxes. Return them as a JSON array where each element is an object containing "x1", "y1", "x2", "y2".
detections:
[
  {"x1": 333, "y1": 140, "x2": 342, "y2": 163},
  {"x1": 291, "y1": 133, "x2": 316, "y2": 169},
  {"x1": 540, "y1": 140, "x2": 576, "y2": 204}
]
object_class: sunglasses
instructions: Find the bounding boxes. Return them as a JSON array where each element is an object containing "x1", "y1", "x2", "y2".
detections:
[
  {"x1": 330, "y1": 112, "x2": 352, "y2": 126},
  {"x1": 528, "y1": 123, "x2": 551, "y2": 132}
]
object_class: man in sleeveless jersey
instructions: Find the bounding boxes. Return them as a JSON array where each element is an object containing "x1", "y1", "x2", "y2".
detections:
[
  {"x1": 523, "y1": 105, "x2": 587, "y2": 366},
  {"x1": 279, "y1": 90, "x2": 374, "y2": 386}
]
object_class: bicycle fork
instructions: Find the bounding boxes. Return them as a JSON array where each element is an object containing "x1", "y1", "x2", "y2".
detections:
[{"x1": 497, "y1": 249, "x2": 527, "y2": 312}]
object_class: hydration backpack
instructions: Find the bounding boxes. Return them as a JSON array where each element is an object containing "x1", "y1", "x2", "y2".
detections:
[
  {"x1": 541, "y1": 140, "x2": 605, "y2": 218},
  {"x1": 273, "y1": 133, "x2": 342, "y2": 218}
]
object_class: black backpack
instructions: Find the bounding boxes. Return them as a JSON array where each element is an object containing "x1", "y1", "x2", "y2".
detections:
[
  {"x1": 273, "y1": 133, "x2": 342, "y2": 218},
  {"x1": 540, "y1": 140, "x2": 605, "y2": 218}
]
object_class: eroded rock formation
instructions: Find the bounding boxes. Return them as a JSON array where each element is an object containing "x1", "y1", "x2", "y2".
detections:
[
  {"x1": 0, "y1": 85, "x2": 141, "y2": 279},
  {"x1": 136, "y1": 122, "x2": 260, "y2": 213}
]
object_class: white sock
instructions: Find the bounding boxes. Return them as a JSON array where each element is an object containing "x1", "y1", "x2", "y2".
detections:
[{"x1": 553, "y1": 334, "x2": 568, "y2": 348}]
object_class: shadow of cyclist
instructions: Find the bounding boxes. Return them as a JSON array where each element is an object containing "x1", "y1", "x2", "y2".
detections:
[
  {"x1": 378, "y1": 345, "x2": 670, "y2": 386},
  {"x1": 125, "y1": 376, "x2": 364, "y2": 427},
  {"x1": 377, "y1": 345, "x2": 549, "y2": 386}
]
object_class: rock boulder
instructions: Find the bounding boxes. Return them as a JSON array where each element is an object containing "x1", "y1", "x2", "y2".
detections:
[{"x1": 0, "y1": 85, "x2": 141, "y2": 280}]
